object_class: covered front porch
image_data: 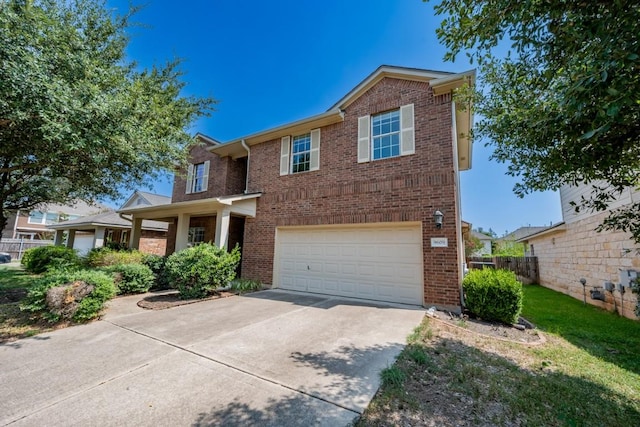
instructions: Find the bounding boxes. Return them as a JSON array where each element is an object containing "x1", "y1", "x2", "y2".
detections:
[{"x1": 118, "y1": 193, "x2": 260, "y2": 254}]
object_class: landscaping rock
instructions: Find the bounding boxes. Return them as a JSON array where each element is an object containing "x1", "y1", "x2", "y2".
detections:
[{"x1": 45, "y1": 281, "x2": 94, "y2": 320}]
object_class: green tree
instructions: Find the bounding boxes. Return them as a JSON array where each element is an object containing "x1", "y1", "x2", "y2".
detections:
[
  {"x1": 493, "y1": 240, "x2": 525, "y2": 257},
  {"x1": 465, "y1": 233, "x2": 484, "y2": 257},
  {"x1": 0, "y1": 0, "x2": 215, "y2": 238},
  {"x1": 428, "y1": 0, "x2": 640, "y2": 243}
]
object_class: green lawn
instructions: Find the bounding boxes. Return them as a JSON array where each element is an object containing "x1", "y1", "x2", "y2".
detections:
[
  {"x1": 0, "y1": 262, "x2": 34, "y2": 291},
  {"x1": 0, "y1": 263, "x2": 51, "y2": 342},
  {"x1": 358, "y1": 284, "x2": 640, "y2": 426},
  {"x1": 522, "y1": 285, "x2": 640, "y2": 375}
]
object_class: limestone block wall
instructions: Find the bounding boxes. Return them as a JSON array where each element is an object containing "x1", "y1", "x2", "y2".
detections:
[{"x1": 528, "y1": 211, "x2": 639, "y2": 319}]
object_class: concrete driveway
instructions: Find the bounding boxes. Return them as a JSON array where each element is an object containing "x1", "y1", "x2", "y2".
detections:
[{"x1": 1, "y1": 290, "x2": 424, "y2": 426}]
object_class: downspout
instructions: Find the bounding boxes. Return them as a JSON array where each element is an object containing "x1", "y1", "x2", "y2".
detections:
[
  {"x1": 241, "y1": 139, "x2": 250, "y2": 194},
  {"x1": 12, "y1": 209, "x2": 19, "y2": 239},
  {"x1": 451, "y1": 100, "x2": 465, "y2": 310}
]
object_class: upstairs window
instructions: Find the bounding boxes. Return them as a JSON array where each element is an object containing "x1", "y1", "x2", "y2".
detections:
[
  {"x1": 358, "y1": 103, "x2": 415, "y2": 163},
  {"x1": 280, "y1": 129, "x2": 321, "y2": 176},
  {"x1": 28, "y1": 211, "x2": 44, "y2": 224},
  {"x1": 371, "y1": 110, "x2": 400, "y2": 160},
  {"x1": 186, "y1": 160, "x2": 210, "y2": 194},
  {"x1": 291, "y1": 133, "x2": 311, "y2": 173},
  {"x1": 28, "y1": 211, "x2": 60, "y2": 225}
]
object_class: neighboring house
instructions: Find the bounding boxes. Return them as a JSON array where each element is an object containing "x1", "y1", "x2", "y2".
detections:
[
  {"x1": 1, "y1": 200, "x2": 109, "y2": 240},
  {"x1": 500, "y1": 226, "x2": 549, "y2": 242},
  {"x1": 119, "y1": 65, "x2": 475, "y2": 310},
  {"x1": 519, "y1": 183, "x2": 639, "y2": 319},
  {"x1": 469, "y1": 230, "x2": 492, "y2": 256},
  {"x1": 50, "y1": 191, "x2": 170, "y2": 255}
]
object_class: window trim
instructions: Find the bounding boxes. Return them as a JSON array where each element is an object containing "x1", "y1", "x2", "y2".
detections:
[
  {"x1": 185, "y1": 160, "x2": 210, "y2": 194},
  {"x1": 280, "y1": 129, "x2": 321, "y2": 176},
  {"x1": 371, "y1": 109, "x2": 401, "y2": 161},
  {"x1": 290, "y1": 133, "x2": 312, "y2": 174},
  {"x1": 357, "y1": 103, "x2": 415, "y2": 163}
]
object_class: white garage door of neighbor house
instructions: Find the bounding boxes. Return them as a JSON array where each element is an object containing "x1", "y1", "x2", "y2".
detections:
[
  {"x1": 73, "y1": 234, "x2": 95, "y2": 256},
  {"x1": 275, "y1": 224, "x2": 424, "y2": 305}
]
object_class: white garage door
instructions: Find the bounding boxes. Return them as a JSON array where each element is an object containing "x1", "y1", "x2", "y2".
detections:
[
  {"x1": 275, "y1": 223, "x2": 424, "y2": 305},
  {"x1": 73, "y1": 234, "x2": 95, "y2": 256}
]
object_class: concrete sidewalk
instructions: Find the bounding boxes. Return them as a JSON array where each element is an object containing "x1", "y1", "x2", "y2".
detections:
[{"x1": 1, "y1": 290, "x2": 424, "y2": 426}]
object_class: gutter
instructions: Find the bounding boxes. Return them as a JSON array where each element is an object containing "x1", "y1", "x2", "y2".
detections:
[
  {"x1": 119, "y1": 213, "x2": 132, "y2": 223},
  {"x1": 240, "y1": 139, "x2": 250, "y2": 194}
]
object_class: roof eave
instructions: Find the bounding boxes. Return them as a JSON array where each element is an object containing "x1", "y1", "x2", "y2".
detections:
[
  {"x1": 330, "y1": 65, "x2": 453, "y2": 111},
  {"x1": 210, "y1": 110, "x2": 344, "y2": 158}
]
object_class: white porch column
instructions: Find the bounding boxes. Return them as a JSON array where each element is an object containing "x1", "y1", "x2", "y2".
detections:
[
  {"x1": 175, "y1": 213, "x2": 191, "y2": 252},
  {"x1": 54, "y1": 230, "x2": 65, "y2": 246},
  {"x1": 93, "y1": 226, "x2": 106, "y2": 249},
  {"x1": 129, "y1": 216, "x2": 143, "y2": 249},
  {"x1": 214, "y1": 207, "x2": 231, "y2": 250},
  {"x1": 66, "y1": 230, "x2": 76, "y2": 249}
]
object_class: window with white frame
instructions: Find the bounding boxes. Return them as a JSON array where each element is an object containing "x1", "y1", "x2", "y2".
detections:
[
  {"x1": 188, "y1": 226, "x2": 205, "y2": 245},
  {"x1": 28, "y1": 211, "x2": 44, "y2": 224},
  {"x1": 291, "y1": 133, "x2": 311, "y2": 173},
  {"x1": 279, "y1": 129, "x2": 321, "y2": 176},
  {"x1": 186, "y1": 160, "x2": 210, "y2": 194},
  {"x1": 28, "y1": 211, "x2": 60, "y2": 225},
  {"x1": 120, "y1": 230, "x2": 129, "y2": 244},
  {"x1": 371, "y1": 110, "x2": 400, "y2": 160},
  {"x1": 357, "y1": 103, "x2": 415, "y2": 163}
]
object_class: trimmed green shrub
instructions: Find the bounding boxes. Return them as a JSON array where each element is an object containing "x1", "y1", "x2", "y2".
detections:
[
  {"x1": 142, "y1": 254, "x2": 172, "y2": 290},
  {"x1": 85, "y1": 247, "x2": 144, "y2": 267},
  {"x1": 463, "y1": 268, "x2": 524, "y2": 324},
  {"x1": 21, "y1": 245, "x2": 80, "y2": 274},
  {"x1": 102, "y1": 263, "x2": 155, "y2": 295},
  {"x1": 165, "y1": 243, "x2": 241, "y2": 299},
  {"x1": 20, "y1": 269, "x2": 116, "y2": 323}
]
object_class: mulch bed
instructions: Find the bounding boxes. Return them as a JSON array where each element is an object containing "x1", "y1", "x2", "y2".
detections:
[
  {"x1": 427, "y1": 308, "x2": 543, "y2": 344},
  {"x1": 136, "y1": 290, "x2": 238, "y2": 310}
]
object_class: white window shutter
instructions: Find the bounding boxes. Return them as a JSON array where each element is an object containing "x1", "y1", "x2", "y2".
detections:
[
  {"x1": 201, "y1": 160, "x2": 210, "y2": 192},
  {"x1": 357, "y1": 115, "x2": 370, "y2": 163},
  {"x1": 310, "y1": 129, "x2": 320, "y2": 171},
  {"x1": 185, "y1": 163, "x2": 194, "y2": 194},
  {"x1": 280, "y1": 136, "x2": 290, "y2": 176},
  {"x1": 400, "y1": 103, "x2": 415, "y2": 156}
]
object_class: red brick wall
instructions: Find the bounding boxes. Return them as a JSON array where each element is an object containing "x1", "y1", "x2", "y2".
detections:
[
  {"x1": 241, "y1": 77, "x2": 462, "y2": 309},
  {"x1": 139, "y1": 230, "x2": 167, "y2": 256},
  {"x1": 172, "y1": 145, "x2": 246, "y2": 203}
]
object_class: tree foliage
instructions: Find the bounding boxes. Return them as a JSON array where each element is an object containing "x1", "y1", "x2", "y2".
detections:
[
  {"x1": 464, "y1": 234, "x2": 484, "y2": 257},
  {"x1": 0, "y1": 0, "x2": 215, "y2": 235},
  {"x1": 428, "y1": 0, "x2": 640, "y2": 243}
]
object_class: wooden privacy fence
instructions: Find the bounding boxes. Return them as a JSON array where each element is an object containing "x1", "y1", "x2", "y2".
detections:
[
  {"x1": 0, "y1": 239, "x2": 53, "y2": 261},
  {"x1": 466, "y1": 256, "x2": 539, "y2": 283}
]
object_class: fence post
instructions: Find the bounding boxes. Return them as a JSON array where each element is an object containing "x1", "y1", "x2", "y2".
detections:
[{"x1": 18, "y1": 237, "x2": 24, "y2": 261}]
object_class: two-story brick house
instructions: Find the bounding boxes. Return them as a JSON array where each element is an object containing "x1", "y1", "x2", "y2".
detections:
[{"x1": 120, "y1": 66, "x2": 474, "y2": 311}]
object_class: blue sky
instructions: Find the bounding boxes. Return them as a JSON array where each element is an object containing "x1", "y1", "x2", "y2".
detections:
[{"x1": 106, "y1": 0, "x2": 562, "y2": 236}]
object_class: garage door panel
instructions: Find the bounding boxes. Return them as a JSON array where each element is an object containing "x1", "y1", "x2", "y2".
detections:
[{"x1": 276, "y1": 224, "x2": 423, "y2": 305}]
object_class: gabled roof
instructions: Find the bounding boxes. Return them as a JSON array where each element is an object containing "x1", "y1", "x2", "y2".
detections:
[
  {"x1": 48, "y1": 210, "x2": 168, "y2": 231},
  {"x1": 329, "y1": 65, "x2": 453, "y2": 110},
  {"x1": 119, "y1": 190, "x2": 171, "y2": 210},
  {"x1": 501, "y1": 226, "x2": 554, "y2": 241},
  {"x1": 209, "y1": 65, "x2": 475, "y2": 170},
  {"x1": 471, "y1": 230, "x2": 492, "y2": 241},
  {"x1": 516, "y1": 223, "x2": 567, "y2": 242}
]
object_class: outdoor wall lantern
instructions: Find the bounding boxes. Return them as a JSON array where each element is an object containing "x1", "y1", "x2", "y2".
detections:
[{"x1": 434, "y1": 210, "x2": 444, "y2": 229}]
